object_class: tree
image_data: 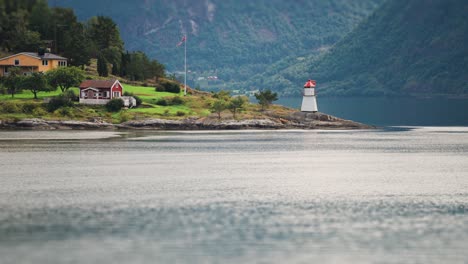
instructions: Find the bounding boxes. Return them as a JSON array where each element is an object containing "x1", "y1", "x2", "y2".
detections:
[
  {"x1": 210, "y1": 99, "x2": 227, "y2": 120},
  {"x1": 62, "y1": 23, "x2": 92, "y2": 67},
  {"x1": 150, "y1": 60, "x2": 165, "y2": 81},
  {"x1": 86, "y1": 16, "x2": 124, "y2": 56},
  {"x1": 46, "y1": 66, "x2": 84, "y2": 93},
  {"x1": 21, "y1": 72, "x2": 53, "y2": 99},
  {"x1": 213, "y1": 90, "x2": 231, "y2": 101},
  {"x1": 3, "y1": 67, "x2": 23, "y2": 98},
  {"x1": 97, "y1": 54, "x2": 108, "y2": 77},
  {"x1": 255, "y1": 89, "x2": 278, "y2": 110},
  {"x1": 228, "y1": 96, "x2": 247, "y2": 119}
]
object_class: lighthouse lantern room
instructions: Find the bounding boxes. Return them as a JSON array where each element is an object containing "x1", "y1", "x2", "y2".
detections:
[{"x1": 301, "y1": 79, "x2": 318, "y2": 112}]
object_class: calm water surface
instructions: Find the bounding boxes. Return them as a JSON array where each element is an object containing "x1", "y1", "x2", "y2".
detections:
[
  {"x1": 0, "y1": 128, "x2": 467, "y2": 263},
  {"x1": 278, "y1": 97, "x2": 468, "y2": 126}
]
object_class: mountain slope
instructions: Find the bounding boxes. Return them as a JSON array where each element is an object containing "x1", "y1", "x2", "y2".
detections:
[
  {"x1": 52, "y1": 0, "x2": 383, "y2": 83},
  {"x1": 252, "y1": 0, "x2": 468, "y2": 96}
]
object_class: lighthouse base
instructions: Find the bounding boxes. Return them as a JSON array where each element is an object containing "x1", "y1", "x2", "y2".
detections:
[{"x1": 301, "y1": 96, "x2": 318, "y2": 112}]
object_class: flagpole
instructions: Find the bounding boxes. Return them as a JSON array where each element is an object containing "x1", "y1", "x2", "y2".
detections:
[{"x1": 184, "y1": 35, "x2": 187, "y2": 96}]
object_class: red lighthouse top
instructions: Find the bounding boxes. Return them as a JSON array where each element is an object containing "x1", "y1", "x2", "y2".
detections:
[{"x1": 304, "y1": 80, "x2": 317, "y2": 88}]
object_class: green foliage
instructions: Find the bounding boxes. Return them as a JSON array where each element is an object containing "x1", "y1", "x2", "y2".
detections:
[
  {"x1": 86, "y1": 16, "x2": 124, "y2": 54},
  {"x1": 3, "y1": 67, "x2": 23, "y2": 98},
  {"x1": 32, "y1": 106, "x2": 47, "y2": 117},
  {"x1": 20, "y1": 72, "x2": 52, "y2": 99},
  {"x1": 46, "y1": 94, "x2": 73, "y2": 112},
  {"x1": 156, "y1": 98, "x2": 168, "y2": 106},
  {"x1": 228, "y1": 96, "x2": 247, "y2": 119},
  {"x1": 210, "y1": 99, "x2": 227, "y2": 120},
  {"x1": 213, "y1": 90, "x2": 231, "y2": 101},
  {"x1": 0, "y1": 1, "x2": 164, "y2": 77},
  {"x1": 0, "y1": 101, "x2": 20, "y2": 113},
  {"x1": 97, "y1": 54, "x2": 108, "y2": 77},
  {"x1": 255, "y1": 89, "x2": 278, "y2": 110},
  {"x1": 119, "y1": 51, "x2": 165, "y2": 81},
  {"x1": 51, "y1": 0, "x2": 383, "y2": 84},
  {"x1": 170, "y1": 96, "x2": 184, "y2": 105},
  {"x1": 46, "y1": 67, "x2": 85, "y2": 93},
  {"x1": 105, "y1": 98, "x2": 124, "y2": 112},
  {"x1": 176, "y1": 111, "x2": 185, "y2": 117},
  {"x1": 119, "y1": 111, "x2": 130, "y2": 122},
  {"x1": 21, "y1": 102, "x2": 39, "y2": 114},
  {"x1": 56, "y1": 107, "x2": 74, "y2": 118},
  {"x1": 64, "y1": 89, "x2": 79, "y2": 102},
  {"x1": 155, "y1": 82, "x2": 181, "y2": 94},
  {"x1": 249, "y1": 0, "x2": 468, "y2": 96}
]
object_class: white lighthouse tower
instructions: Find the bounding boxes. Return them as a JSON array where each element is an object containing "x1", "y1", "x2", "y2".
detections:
[{"x1": 301, "y1": 79, "x2": 318, "y2": 112}]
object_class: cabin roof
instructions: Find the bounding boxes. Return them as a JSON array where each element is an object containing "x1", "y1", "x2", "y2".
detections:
[
  {"x1": 0, "y1": 52, "x2": 67, "y2": 61},
  {"x1": 79, "y1": 79, "x2": 120, "y2": 89}
]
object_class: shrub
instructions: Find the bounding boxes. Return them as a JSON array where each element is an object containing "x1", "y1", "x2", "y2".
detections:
[
  {"x1": 105, "y1": 98, "x2": 124, "y2": 112},
  {"x1": 32, "y1": 107, "x2": 47, "y2": 117},
  {"x1": 165, "y1": 82, "x2": 181, "y2": 93},
  {"x1": 64, "y1": 90, "x2": 79, "y2": 102},
  {"x1": 155, "y1": 85, "x2": 165, "y2": 92},
  {"x1": 22, "y1": 102, "x2": 38, "y2": 114},
  {"x1": 120, "y1": 111, "x2": 130, "y2": 123},
  {"x1": 56, "y1": 107, "x2": 74, "y2": 118},
  {"x1": 0, "y1": 101, "x2": 20, "y2": 113},
  {"x1": 176, "y1": 111, "x2": 185, "y2": 116},
  {"x1": 170, "y1": 96, "x2": 184, "y2": 105},
  {"x1": 46, "y1": 94, "x2": 73, "y2": 112},
  {"x1": 155, "y1": 82, "x2": 181, "y2": 93},
  {"x1": 156, "y1": 98, "x2": 168, "y2": 106},
  {"x1": 163, "y1": 109, "x2": 170, "y2": 116}
]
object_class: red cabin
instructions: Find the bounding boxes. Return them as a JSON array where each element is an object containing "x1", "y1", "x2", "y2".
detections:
[{"x1": 79, "y1": 79, "x2": 123, "y2": 105}]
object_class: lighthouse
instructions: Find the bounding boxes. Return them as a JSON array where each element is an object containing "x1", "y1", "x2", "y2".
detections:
[{"x1": 301, "y1": 79, "x2": 318, "y2": 112}]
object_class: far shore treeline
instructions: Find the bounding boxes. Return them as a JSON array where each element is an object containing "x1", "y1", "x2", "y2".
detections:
[{"x1": 0, "y1": 0, "x2": 165, "y2": 82}]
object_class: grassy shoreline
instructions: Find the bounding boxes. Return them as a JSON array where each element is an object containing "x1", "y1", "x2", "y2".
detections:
[{"x1": 0, "y1": 83, "x2": 296, "y2": 124}]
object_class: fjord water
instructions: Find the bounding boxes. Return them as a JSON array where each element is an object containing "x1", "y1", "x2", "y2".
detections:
[
  {"x1": 0, "y1": 128, "x2": 467, "y2": 263},
  {"x1": 278, "y1": 97, "x2": 468, "y2": 126}
]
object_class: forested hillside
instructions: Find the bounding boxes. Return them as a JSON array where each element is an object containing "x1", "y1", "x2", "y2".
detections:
[
  {"x1": 250, "y1": 0, "x2": 468, "y2": 96},
  {"x1": 52, "y1": 0, "x2": 383, "y2": 83}
]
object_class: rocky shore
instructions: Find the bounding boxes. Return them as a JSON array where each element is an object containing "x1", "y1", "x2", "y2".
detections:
[{"x1": 0, "y1": 112, "x2": 373, "y2": 130}]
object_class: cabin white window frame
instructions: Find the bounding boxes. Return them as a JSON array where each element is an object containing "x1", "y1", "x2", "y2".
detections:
[
  {"x1": 58, "y1": 61, "x2": 67, "y2": 67},
  {"x1": 14, "y1": 59, "x2": 20, "y2": 66},
  {"x1": 113, "y1": 91, "x2": 120, "y2": 98},
  {"x1": 42, "y1": 60, "x2": 48, "y2": 66}
]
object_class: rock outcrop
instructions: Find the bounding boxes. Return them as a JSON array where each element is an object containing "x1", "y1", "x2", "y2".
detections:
[{"x1": 0, "y1": 112, "x2": 373, "y2": 130}]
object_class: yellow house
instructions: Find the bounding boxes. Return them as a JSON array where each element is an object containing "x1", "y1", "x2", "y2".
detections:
[{"x1": 0, "y1": 52, "x2": 68, "y2": 77}]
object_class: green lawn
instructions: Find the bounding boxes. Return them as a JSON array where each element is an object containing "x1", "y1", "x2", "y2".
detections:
[
  {"x1": 123, "y1": 84, "x2": 184, "y2": 102},
  {"x1": 0, "y1": 84, "x2": 180, "y2": 101},
  {"x1": 0, "y1": 83, "x2": 214, "y2": 121},
  {"x1": 0, "y1": 88, "x2": 80, "y2": 101}
]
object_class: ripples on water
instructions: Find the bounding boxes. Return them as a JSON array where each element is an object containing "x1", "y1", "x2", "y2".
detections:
[{"x1": 0, "y1": 127, "x2": 467, "y2": 263}]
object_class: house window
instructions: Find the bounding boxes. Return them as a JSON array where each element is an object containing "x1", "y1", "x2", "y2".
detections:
[
  {"x1": 14, "y1": 59, "x2": 19, "y2": 66},
  {"x1": 58, "y1": 61, "x2": 67, "y2": 67},
  {"x1": 113, "y1": 92, "x2": 120, "y2": 97},
  {"x1": 42, "y1": 60, "x2": 48, "y2": 66},
  {"x1": 4, "y1": 67, "x2": 8, "y2": 73}
]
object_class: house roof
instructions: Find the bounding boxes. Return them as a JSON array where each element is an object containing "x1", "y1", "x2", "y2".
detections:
[
  {"x1": 79, "y1": 79, "x2": 120, "y2": 89},
  {"x1": 0, "y1": 52, "x2": 67, "y2": 61}
]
